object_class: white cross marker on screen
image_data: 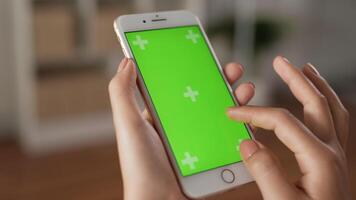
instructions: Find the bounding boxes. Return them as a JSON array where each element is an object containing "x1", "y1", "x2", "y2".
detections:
[
  {"x1": 133, "y1": 35, "x2": 148, "y2": 50},
  {"x1": 182, "y1": 152, "x2": 199, "y2": 170},
  {"x1": 236, "y1": 139, "x2": 244, "y2": 151},
  {"x1": 185, "y1": 30, "x2": 200, "y2": 43},
  {"x1": 184, "y1": 86, "x2": 199, "y2": 102}
]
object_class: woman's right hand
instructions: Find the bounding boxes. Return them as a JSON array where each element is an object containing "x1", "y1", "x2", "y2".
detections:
[{"x1": 228, "y1": 56, "x2": 351, "y2": 200}]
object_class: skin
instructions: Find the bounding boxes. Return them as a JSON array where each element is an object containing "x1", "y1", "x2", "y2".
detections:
[{"x1": 108, "y1": 56, "x2": 351, "y2": 200}]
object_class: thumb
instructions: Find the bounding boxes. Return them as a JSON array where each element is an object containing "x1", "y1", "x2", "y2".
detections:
[
  {"x1": 109, "y1": 59, "x2": 144, "y2": 129},
  {"x1": 240, "y1": 140, "x2": 298, "y2": 199}
]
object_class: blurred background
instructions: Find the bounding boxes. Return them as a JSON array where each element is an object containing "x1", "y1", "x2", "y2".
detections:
[{"x1": 0, "y1": 0, "x2": 355, "y2": 199}]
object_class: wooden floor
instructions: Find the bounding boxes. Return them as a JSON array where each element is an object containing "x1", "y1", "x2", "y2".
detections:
[{"x1": 1, "y1": 95, "x2": 356, "y2": 200}]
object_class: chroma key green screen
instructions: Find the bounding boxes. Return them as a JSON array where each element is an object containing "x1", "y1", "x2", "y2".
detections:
[{"x1": 125, "y1": 25, "x2": 251, "y2": 176}]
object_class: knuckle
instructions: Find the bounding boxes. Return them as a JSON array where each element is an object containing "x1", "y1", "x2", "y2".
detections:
[
  {"x1": 314, "y1": 93, "x2": 328, "y2": 106},
  {"x1": 273, "y1": 108, "x2": 291, "y2": 120},
  {"x1": 108, "y1": 75, "x2": 130, "y2": 96},
  {"x1": 319, "y1": 147, "x2": 340, "y2": 167},
  {"x1": 248, "y1": 149, "x2": 277, "y2": 173},
  {"x1": 108, "y1": 75, "x2": 119, "y2": 92}
]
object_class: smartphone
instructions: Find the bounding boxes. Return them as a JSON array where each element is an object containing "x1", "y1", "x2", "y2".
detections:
[{"x1": 114, "y1": 10, "x2": 254, "y2": 199}]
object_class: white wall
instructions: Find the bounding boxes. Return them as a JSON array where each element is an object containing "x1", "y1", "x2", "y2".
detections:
[{"x1": 0, "y1": 0, "x2": 17, "y2": 137}]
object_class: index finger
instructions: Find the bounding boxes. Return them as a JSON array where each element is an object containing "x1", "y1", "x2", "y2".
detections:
[
  {"x1": 109, "y1": 59, "x2": 144, "y2": 129},
  {"x1": 227, "y1": 106, "x2": 324, "y2": 158}
]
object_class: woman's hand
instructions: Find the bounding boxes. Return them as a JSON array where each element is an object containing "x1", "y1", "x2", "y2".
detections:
[
  {"x1": 228, "y1": 56, "x2": 351, "y2": 200},
  {"x1": 108, "y1": 58, "x2": 255, "y2": 200}
]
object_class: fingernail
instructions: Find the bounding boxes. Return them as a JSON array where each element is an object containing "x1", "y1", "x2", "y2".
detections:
[
  {"x1": 248, "y1": 81, "x2": 255, "y2": 89},
  {"x1": 117, "y1": 58, "x2": 128, "y2": 72},
  {"x1": 126, "y1": 59, "x2": 134, "y2": 71},
  {"x1": 226, "y1": 107, "x2": 237, "y2": 116},
  {"x1": 306, "y1": 63, "x2": 320, "y2": 76},
  {"x1": 237, "y1": 63, "x2": 244, "y2": 72},
  {"x1": 282, "y1": 56, "x2": 290, "y2": 63},
  {"x1": 240, "y1": 140, "x2": 259, "y2": 160}
]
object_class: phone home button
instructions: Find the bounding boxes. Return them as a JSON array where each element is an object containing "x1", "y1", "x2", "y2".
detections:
[{"x1": 221, "y1": 169, "x2": 235, "y2": 183}]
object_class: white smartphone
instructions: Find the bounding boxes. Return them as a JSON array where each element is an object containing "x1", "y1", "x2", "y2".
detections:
[{"x1": 114, "y1": 10, "x2": 254, "y2": 199}]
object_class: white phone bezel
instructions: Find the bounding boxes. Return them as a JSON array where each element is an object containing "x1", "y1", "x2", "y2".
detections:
[{"x1": 113, "y1": 10, "x2": 254, "y2": 199}]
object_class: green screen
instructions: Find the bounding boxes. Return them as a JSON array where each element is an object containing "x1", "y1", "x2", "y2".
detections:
[{"x1": 125, "y1": 25, "x2": 251, "y2": 176}]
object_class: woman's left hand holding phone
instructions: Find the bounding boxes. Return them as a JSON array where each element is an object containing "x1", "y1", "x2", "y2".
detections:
[{"x1": 108, "y1": 58, "x2": 255, "y2": 200}]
